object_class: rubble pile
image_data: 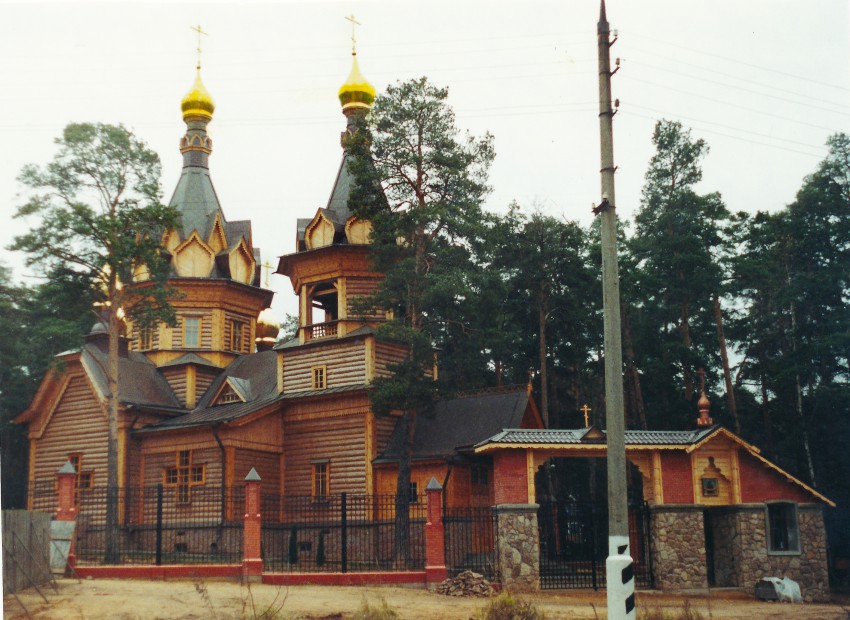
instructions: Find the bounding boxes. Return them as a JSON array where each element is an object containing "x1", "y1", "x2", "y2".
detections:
[{"x1": 435, "y1": 570, "x2": 495, "y2": 597}]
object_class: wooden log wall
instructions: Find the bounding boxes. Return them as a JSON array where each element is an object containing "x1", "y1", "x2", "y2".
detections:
[
  {"x1": 345, "y1": 277, "x2": 383, "y2": 318},
  {"x1": 161, "y1": 368, "x2": 188, "y2": 406},
  {"x1": 234, "y1": 448, "x2": 280, "y2": 494},
  {"x1": 281, "y1": 340, "x2": 366, "y2": 392},
  {"x1": 283, "y1": 411, "x2": 367, "y2": 496},
  {"x1": 32, "y1": 375, "x2": 107, "y2": 487}
]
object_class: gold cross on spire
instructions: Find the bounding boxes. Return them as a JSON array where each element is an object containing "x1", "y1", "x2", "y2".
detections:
[
  {"x1": 191, "y1": 24, "x2": 208, "y2": 70},
  {"x1": 261, "y1": 260, "x2": 274, "y2": 288},
  {"x1": 580, "y1": 404, "x2": 592, "y2": 428},
  {"x1": 345, "y1": 14, "x2": 361, "y2": 54}
]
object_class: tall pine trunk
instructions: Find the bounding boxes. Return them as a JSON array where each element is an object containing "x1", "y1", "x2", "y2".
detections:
[
  {"x1": 713, "y1": 294, "x2": 739, "y2": 432},
  {"x1": 679, "y1": 299, "x2": 694, "y2": 400},
  {"x1": 621, "y1": 301, "x2": 646, "y2": 429},
  {"x1": 393, "y1": 410, "x2": 415, "y2": 566},
  {"x1": 537, "y1": 287, "x2": 549, "y2": 427},
  {"x1": 105, "y1": 303, "x2": 120, "y2": 564}
]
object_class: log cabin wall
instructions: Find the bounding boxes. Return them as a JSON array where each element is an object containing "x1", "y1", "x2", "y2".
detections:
[
  {"x1": 374, "y1": 341, "x2": 433, "y2": 380},
  {"x1": 233, "y1": 448, "x2": 280, "y2": 494},
  {"x1": 345, "y1": 277, "x2": 383, "y2": 319},
  {"x1": 281, "y1": 340, "x2": 367, "y2": 392},
  {"x1": 195, "y1": 368, "x2": 218, "y2": 404},
  {"x1": 283, "y1": 408, "x2": 368, "y2": 496},
  {"x1": 160, "y1": 368, "x2": 188, "y2": 406},
  {"x1": 30, "y1": 374, "x2": 108, "y2": 488}
]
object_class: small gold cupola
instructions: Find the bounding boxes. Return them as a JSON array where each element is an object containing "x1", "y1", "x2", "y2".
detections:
[
  {"x1": 338, "y1": 54, "x2": 376, "y2": 112},
  {"x1": 338, "y1": 15, "x2": 375, "y2": 113},
  {"x1": 181, "y1": 68, "x2": 216, "y2": 121}
]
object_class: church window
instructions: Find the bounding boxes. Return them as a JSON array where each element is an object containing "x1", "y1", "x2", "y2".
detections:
[
  {"x1": 68, "y1": 453, "x2": 93, "y2": 504},
  {"x1": 408, "y1": 482, "x2": 419, "y2": 503},
  {"x1": 701, "y1": 478, "x2": 719, "y2": 497},
  {"x1": 164, "y1": 450, "x2": 205, "y2": 505},
  {"x1": 183, "y1": 317, "x2": 201, "y2": 348},
  {"x1": 139, "y1": 326, "x2": 154, "y2": 350},
  {"x1": 230, "y1": 320, "x2": 246, "y2": 353},
  {"x1": 312, "y1": 461, "x2": 329, "y2": 501},
  {"x1": 216, "y1": 384, "x2": 242, "y2": 405},
  {"x1": 766, "y1": 502, "x2": 800, "y2": 554},
  {"x1": 311, "y1": 366, "x2": 327, "y2": 390}
]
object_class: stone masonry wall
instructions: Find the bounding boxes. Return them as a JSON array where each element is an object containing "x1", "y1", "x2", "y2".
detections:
[
  {"x1": 495, "y1": 504, "x2": 539, "y2": 592},
  {"x1": 730, "y1": 505, "x2": 829, "y2": 602},
  {"x1": 650, "y1": 506, "x2": 707, "y2": 591}
]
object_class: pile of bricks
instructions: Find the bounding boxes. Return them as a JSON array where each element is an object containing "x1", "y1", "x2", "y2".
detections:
[{"x1": 435, "y1": 570, "x2": 495, "y2": 597}]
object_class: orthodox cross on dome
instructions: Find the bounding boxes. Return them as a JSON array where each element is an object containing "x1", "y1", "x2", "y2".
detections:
[
  {"x1": 261, "y1": 260, "x2": 274, "y2": 287},
  {"x1": 191, "y1": 24, "x2": 208, "y2": 70},
  {"x1": 580, "y1": 403, "x2": 592, "y2": 428},
  {"x1": 345, "y1": 14, "x2": 361, "y2": 54}
]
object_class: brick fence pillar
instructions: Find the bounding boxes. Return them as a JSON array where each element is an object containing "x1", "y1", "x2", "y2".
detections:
[
  {"x1": 492, "y1": 450, "x2": 540, "y2": 591},
  {"x1": 54, "y1": 461, "x2": 78, "y2": 573},
  {"x1": 242, "y1": 468, "x2": 263, "y2": 581},
  {"x1": 424, "y1": 477, "x2": 447, "y2": 587}
]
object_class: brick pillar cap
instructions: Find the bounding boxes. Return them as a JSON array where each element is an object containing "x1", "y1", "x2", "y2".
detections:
[
  {"x1": 245, "y1": 467, "x2": 261, "y2": 482},
  {"x1": 426, "y1": 477, "x2": 442, "y2": 491},
  {"x1": 58, "y1": 461, "x2": 76, "y2": 475}
]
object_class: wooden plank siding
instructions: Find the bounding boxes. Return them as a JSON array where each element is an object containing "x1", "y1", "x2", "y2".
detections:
[
  {"x1": 233, "y1": 448, "x2": 280, "y2": 495},
  {"x1": 283, "y1": 412, "x2": 367, "y2": 496},
  {"x1": 374, "y1": 341, "x2": 433, "y2": 380},
  {"x1": 282, "y1": 341, "x2": 366, "y2": 393},
  {"x1": 345, "y1": 277, "x2": 383, "y2": 319},
  {"x1": 195, "y1": 368, "x2": 218, "y2": 403},
  {"x1": 31, "y1": 374, "x2": 108, "y2": 488},
  {"x1": 161, "y1": 368, "x2": 188, "y2": 406}
]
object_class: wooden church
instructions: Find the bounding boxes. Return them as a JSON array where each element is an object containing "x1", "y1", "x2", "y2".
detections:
[{"x1": 15, "y1": 44, "x2": 833, "y2": 599}]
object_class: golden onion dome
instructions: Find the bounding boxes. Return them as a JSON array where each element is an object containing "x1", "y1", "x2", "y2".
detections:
[
  {"x1": 338, "y1": 54, "x2": 376, "y2": 112},
  {"x1": 181, "y1": 69, "x2": 215, "y2": 121}
]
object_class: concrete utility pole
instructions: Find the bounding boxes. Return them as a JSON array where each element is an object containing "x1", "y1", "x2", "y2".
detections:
[{"x1": 594, "y1": 1, "x2": 635, "y2": 618}]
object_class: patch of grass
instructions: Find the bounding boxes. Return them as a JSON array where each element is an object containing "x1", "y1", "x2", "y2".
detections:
[
  {"x1": 352, "y1": 596, "x2": 401, "y2": 620},
  {"x1": 475, "y1": 592, "x2": 546, "y2": 620},
  {"x1": 241, "y1": 583, "x2": 289, "y2": 620}
]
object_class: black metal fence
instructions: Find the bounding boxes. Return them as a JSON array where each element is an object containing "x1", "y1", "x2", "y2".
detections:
[
  {"x1": 538, "y1": 499, "x2": 653, "y2": 589},
  {"x1": 31, "y1": 483, "x2": 244, "y2": 565},
  {"x1": 443, "y1": 506, "x2": 498, "y2": 581},
  {"x1": 261, "y1": 493, "x2": 426, "y2": 573}
]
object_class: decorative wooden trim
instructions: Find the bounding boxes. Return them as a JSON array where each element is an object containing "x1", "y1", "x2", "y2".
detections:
[
  {"x1": 526, "y1": 451, "x2": 535, "y2": 503},
  {"x1": 730, "y1": 448, "x2": 742, "y2": 504},
  {"x1": 311, "y1": 365, "x2": 327, "y2": 390},
  {"x1": 186, "y1": 365, "x2": 197, "y2": 408},
  {"x1": 365, "y1": 413, "x2": 375, "y2": 495},
  {"x1": 364, "y1": 336, "x2": 375, "y2": 383},
  {"x1": 31, "y1": 373, "x2": 73, "y2": 439},
  {"x1": 276, "y1": 352, "x2": 284, "y2": 394},
  {"x1": 652, "y1": 451, "x2": 664, "y2": 504},
  {"x1": 690, "y1": 452, "x2": 700, "y2": 506}
]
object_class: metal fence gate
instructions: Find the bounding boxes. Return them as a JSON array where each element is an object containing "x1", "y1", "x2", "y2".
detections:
[{"x1": 538, "y1": 499, "x2": 653, "y2": 589}]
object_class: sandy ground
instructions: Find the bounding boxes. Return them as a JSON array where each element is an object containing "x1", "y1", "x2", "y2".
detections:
[{"x1": 4, "y1": 579, "x2": 850, "y2": 620}]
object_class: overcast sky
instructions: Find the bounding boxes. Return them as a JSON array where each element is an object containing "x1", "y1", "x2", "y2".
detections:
[{"x1": 1, "y1": 1, "x2": 848, "y2": 321}]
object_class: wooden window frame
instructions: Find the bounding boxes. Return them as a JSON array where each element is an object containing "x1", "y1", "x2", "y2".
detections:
[
  {"x1": 408, "y1": 481, "x2": 419, "y2": 504},
  {"x1": 183, "y1": 316, "x2": 201, "y2": 349},
  {"x1": 701, "y1": 477, "x2": 719, "y2": 497},
  {"x1": 139, "y1": 325, "x2": 155, "y2": 351},
  {"x1": 216, "y1": 384, "x2": 242, "y2": 405},
  {"x1": 67, "y1": 453, "x2": 94, "y2": 505},
  {"x1": 163, "y1": 450, "x2": 206, "y2": 505},
  {"x1": 312, "y1": 461, "x2": 329, "y2": 502},
  {"x1": 230, "y1": 319, "x2": 246, "y2": 353},
  {"x1": 311, "y1": 365, "x2": 327, "y2": 390}
]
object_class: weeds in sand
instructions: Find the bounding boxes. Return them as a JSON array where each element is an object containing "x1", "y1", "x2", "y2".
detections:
[
  {"x1": 352, "y1": 596, "x2": 401, "y2": 620},
  {"x1": 639, "y1": 600, "x2": 704, "y2": 620},
  {"x1": 240, "y1": 582, "x2": 289, "y2": 620},
  {"x1": 474, "y1": 592, "x2": 546, "y2": 620},
  {"x1": 193, "y1": 578, "x2": 218, "y2": 620}
]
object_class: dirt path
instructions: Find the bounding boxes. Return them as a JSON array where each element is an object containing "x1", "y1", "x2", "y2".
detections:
[{"x1": 4, "y1": 579, "x2": 849, "y2": 620}]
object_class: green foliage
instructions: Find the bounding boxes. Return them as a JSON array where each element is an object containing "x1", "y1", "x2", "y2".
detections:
[
  {"x1": 10, "y1": 122, "x2": 179, "y2": 327},
  {"x1": 352, "y1": 597, "x2": 401, "y2": 620},
  {"x1": 474, "y1": 592, "x2": 546, "y2": 620},
  {"x1": 288, "y1": 526, "x2": 298, "y2": 565}
]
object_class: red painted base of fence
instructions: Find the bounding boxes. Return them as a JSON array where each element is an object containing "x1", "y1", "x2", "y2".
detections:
[
  {"x1": 425, "y1": 566, "x2": 448, "y2": 584},
  {"x1": 262, "y1": 571, "x2": 427, "y2": 586},
  {"x1": 73, "y1": 564, "x2": 242, "y2": 580}
]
